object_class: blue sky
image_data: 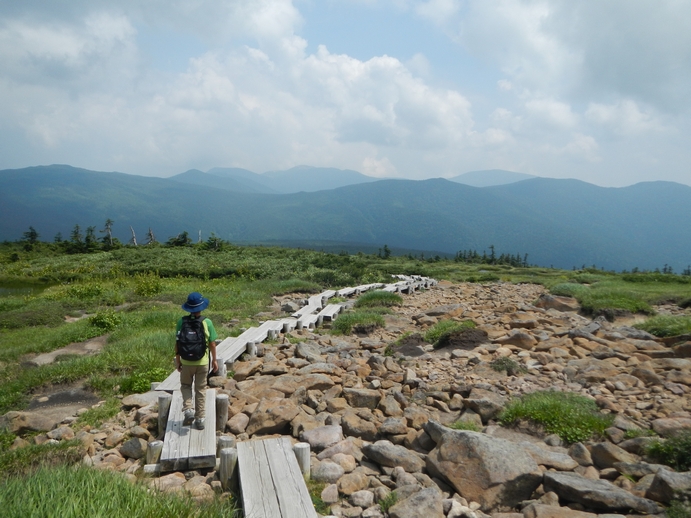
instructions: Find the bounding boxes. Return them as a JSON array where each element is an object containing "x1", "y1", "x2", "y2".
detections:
[{"x1": 0, "y1": 0, "x2": 689, "y2": 186}]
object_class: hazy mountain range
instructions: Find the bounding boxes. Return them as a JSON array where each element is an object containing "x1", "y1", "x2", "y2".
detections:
[{"x1": 1, "y1": 164, "x2": 689, "y2": 271}]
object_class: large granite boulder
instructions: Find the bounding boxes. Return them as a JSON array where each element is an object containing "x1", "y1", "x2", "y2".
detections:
[
  {"x1": 426, "y1": 430, "x2": 542, "y2": 510},
  {"x1": 245, "y1": 398, "x2": 300, "y2": 436},
  {"x1": 543, "y1": 471, "x2": 661, "y2": 514},
  {"x1": 363, "y1": 440, "x2": 425, "y2": 473},
  {"x1": 0, "y1": 411, "x2": 57, "y2": 434},
  {"x1": 646, "y1": 469, "x2": 691, "y2": 504},
  {"x1": 388, "y1": 487, "x2": 445, "y2": 518}
]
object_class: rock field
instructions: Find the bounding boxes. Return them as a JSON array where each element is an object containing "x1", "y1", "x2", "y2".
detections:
[{"x1": 3, "y1": 280, "x2": 691, "y2": 518}]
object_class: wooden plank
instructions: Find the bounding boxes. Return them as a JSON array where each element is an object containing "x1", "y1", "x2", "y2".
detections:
[
  {"x1": 157, "y1": 369, "x2": 181, "y2": 392},
  {"x1": 238, "y1": 440, "x2": 283, "y2": 518},
  {"x1": 336, "y1": 287, "x2": 357, "y2": 297},
  {"x1": 292, "y1": 303, "x2": 319, "y2": 318},
  {"x1": 264, "y1": 438, "x2": 318, "y2": 518},
  {"x1": 222, "y1": 339, "x2": 248, "y2": 364},
  {"x1": 297, "y1": 313, "x2": 319, "y2": 330},
  {"x1": 317, "y1": 304, "x2": 342, "y2": 325},
  {"x1": 160, "y1": 391, "x2": 190, "y2": 471},
  {"x1": 188, "y1": 389, "x2": 216, "y2": 469}
]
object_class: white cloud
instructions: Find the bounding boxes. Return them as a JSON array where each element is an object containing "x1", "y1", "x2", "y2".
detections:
[
  {"x1": 362, "y1": 156, "x2": 397, "y2": 177},
  {"x1": 524, "y1": 97, "x2": 578, "y2": 129},
  {"x1": 585, "y1": 99, "x2": 663, "y2": 135}
]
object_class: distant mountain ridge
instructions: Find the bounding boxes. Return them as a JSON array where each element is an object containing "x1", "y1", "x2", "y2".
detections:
[
  {"x1": 170, "y1": 165, "x2": 379, "y2": 194},
  {"x1": 449, "y1": 169, "x2": 537, "y2": 187},
  {"x1": 2, "y1": 164, "x2": 690, "y2": 271}
]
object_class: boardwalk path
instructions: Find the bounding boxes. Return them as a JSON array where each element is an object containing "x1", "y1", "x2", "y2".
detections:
[{"x1": 151, "y1": 275, "x2": 436, "y2": 516}]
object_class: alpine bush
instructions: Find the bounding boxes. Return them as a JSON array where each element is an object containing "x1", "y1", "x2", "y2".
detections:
[{"x1": 500, "y1": 390, "x2": 613, "y2": 443}]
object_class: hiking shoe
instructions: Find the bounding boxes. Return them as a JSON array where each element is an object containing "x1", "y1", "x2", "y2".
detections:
[
  {"x1": 194, "y1": 418, "x2": 205, "y2": 430},
  {"x1": 183, "y1": 410, "x2": 194, "y2": 426}
]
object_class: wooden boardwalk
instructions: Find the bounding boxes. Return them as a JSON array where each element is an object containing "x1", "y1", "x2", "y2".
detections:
[
  {"x1": 237, "y1": 437, "x2": 317, "y2": 518},
  {"x1": 154, "y1": 275, "x2": 437, "y2": 483},
  {"x1": 160, "y1": 389, "x2": 216, "y2": 471}
]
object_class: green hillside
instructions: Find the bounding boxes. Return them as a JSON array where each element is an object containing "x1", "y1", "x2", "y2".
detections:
[{"x1": 1, "y1": 165, "x2": 690, "y2": 271}]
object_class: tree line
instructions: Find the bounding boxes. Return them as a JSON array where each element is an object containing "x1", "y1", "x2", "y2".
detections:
[{"x1": 16, "y1": 222, "x2": 230, "y2": 254}]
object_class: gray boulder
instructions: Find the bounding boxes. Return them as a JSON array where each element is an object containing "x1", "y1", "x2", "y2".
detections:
[
  {"x1": 300, "y1": 425, "x2": 343, "y2": 452},
  {"x1": 464, "y1": 387, "x2": 507, "y2": 423},
  {"x1": 389, "y1": 487, "x2": 444, "y2": 518},
  {"x1": 0, "y1": 411, "x2": 57, "y2": 434},
  {"x1": 245, "y1": 397, "x2": 300, "y2": 436},
  {"x1": 646, "y1": 469, "x2": 691, "y2": 504},
  {"x1": 343, "y1": 388, "x2": 382, "y2": 409},
  {"x1": 543, "y1": 471, "x2": 661, "y2": 514},
  {"x1": 363, "y1": 440, "x2": 425, "y2": 473},
  {"x1": 295, "y1": 342, "x2": 323, "y2": 363},
  {"x1": 426, "y1": 430, "x2": 542, "y2": 510}
]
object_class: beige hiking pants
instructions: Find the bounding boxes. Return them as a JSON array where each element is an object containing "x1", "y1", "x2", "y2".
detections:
[{"x1": 180, "y1": 364, "x2": 208, "y2": 419}]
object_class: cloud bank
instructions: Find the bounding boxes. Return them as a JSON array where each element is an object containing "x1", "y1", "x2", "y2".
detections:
[{"x1": 0, "y1": 0, "x2": 688, "y2": 186}]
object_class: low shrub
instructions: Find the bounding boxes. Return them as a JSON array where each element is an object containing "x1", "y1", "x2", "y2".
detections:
[
  {"x1": 635, "y1": 315, "x2": 691, "y2": 338},
  {"x1": 121, "y1": 367, "x2": 168, "y2": 394},
  {"x1": 646, "y1": 431, "x2": 691, "y2": 471},
  {"x1": 354, "y1": 290, "x2": 403, "y2": 308},
  {"x1": 331, "y1": 311, "x2": 385, "y2": 335},
  {"x1": 490, "y1": 357, "x2": 527, "y2": 376},
  {"x1": 500, "y1": 390, "x2": 613, "y2": 443},
  {"x1": 89, "y1": 309, "x2": 122, "y2": 331},
  {"x1": 424, "y1": 319, "x2": 476, "y2": 346},
  {"x1": 134, "y1": 272, "x2": 163, "y2": 297}
]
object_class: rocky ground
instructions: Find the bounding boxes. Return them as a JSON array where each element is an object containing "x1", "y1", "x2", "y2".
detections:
[{"x1": 3, "y1": 280, "x2": 691, "y2": 518}]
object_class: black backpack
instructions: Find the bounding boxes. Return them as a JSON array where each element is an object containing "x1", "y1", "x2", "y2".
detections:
[{"x1": 178, "y1": 316, "x2": 207, "y2": 361}]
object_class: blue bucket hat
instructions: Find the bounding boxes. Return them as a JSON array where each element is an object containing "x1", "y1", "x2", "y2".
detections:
[{"x1": 182, "y1": 292, "x2": 209, "y2": 313}]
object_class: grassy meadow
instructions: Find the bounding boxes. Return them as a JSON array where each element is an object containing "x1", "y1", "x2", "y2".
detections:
[{"x1": 1, "y1": 240, "x2": 690, "y2": 509}]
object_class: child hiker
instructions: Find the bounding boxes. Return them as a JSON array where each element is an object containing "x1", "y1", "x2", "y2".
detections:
[{"x1": 175, "y1": 292, "x2": 218, "y2": 429}]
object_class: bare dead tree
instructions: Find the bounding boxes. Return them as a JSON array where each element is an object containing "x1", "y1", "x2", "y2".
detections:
[
  {"x1": 146, "y1": 227, "x2": 156, "y2": 244},
  {"x1": 130, "y1": 226, "x2": 138, "y2": 246}
]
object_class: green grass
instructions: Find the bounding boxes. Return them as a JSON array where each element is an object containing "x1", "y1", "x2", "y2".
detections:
[
  {"x1": 306, "y1": 480, "x2": 330, "y2": 515},
  {"x1": 500, "y1": 390, "x2": 614, "y2": 443},
  {"x1": 0, "y1": 464, "x2": 240, "y2": 517},
  {"x1": 0, "y1": 439, "x2": 85, "y2": 480},
  {"x1": 354, "y1": 290, "x2": 403, "y2": 308},
  {"x1": 623, "y1": 428, "x2": 657, "y2": 440},
  {"x1": 75, "y1": 398, "x2": 122, "y2": 428},
  {"x1": 424, "y1": 319, "x2": 476, "y2": 347},
  {"x1": 331, "y1": 311, "x2": 385, "y2": 335},
  {"x1": 447, "y1": 420, "x2": 481, "y2": 432},
  {"x1": 646, "y1": 431, "x2": 691, "y2": 471},
  {"x1": 379, "y1": 491, "x2": 398, "y2": 513},
  {"x1": 634, "y1": 315, "x2": 691, "y2": 338},
  {"x1": 546, "y1": 273, "x2": 691, "y2": 317},
  {"x1": 667, "y1": 500, "x2": 691, "y2": 518}
]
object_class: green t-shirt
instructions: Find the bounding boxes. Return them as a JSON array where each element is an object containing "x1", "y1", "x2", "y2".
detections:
[{"x1": 175, "y1": 315, "x2": 218, "y2": 366}]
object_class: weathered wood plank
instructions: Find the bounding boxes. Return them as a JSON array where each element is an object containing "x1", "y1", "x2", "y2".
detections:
[
  {"x1": 264, "y1": 438, "x2": 318, "y2": 518},
  {"x1": 188, "y1": 389, "x2": 216, "y2": 469},
  {"x1": 238, "y1": 438, "x2": 317, "y2": 518},
  {"x1": 292, "y1": 303, "x2": 320, "y2": 318},
  {"x1": 160, "y1": 391, "x2": 190, "y2": 471},
  {"x1": 157, "y1": 369, "x2": 181, "y2": 392},
  {"x1": 297, "y1": 313, "x2": 319, "y2": 330},
  {"x1": 238, "y1": 440, "x2": 283, "y2": 518},
  {"x1": 317, "y1": 304, "x2": 342, "y2": 325}
]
